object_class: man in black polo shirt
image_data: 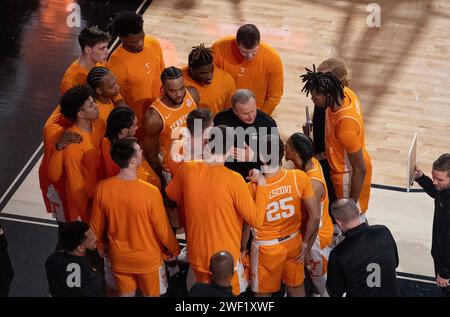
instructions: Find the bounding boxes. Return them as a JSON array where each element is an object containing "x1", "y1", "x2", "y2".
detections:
[
  {"x1": 214, "y1": 89, "x2": 278, "y2": 179},
  {"x1": 326, "y1": 199, "x2": 399, "y2": 297},
  {"x1": 45, "y1": 221, "x2": 104, "y2": 297}
]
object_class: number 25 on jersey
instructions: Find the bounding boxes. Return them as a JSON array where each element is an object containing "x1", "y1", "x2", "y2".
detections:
[{"x1": 266, "y1": 197, "x2": 295, "y2": 222}]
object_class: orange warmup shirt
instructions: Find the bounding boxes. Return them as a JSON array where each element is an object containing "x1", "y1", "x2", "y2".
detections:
[
  {"x1": 107, "y1": 36, "x2": 165, "y2": 128},
  {"x1": 248, "y1": 169, "x2": 315, "y2": 241},
  {"x1": 212, "y1": 36, "x2": 283, "y2": 115},
  {"x1": 62, "y1": 124, "x2": 102, "y2": 222},
  {"x1": 304, "y1": 158, "x2": 333, "y2": 247},
  {"x1": 91, "y1": 177, "x2": 179, "y2": 274},
  {"x1": 149, "y1": 90, "x2": 197, "y2": 171},
  {"x1": 325, "y1": 87, "x2": 372, "y2": 212},
  {"x1": 166, "y1": 161, "x2": 269, "y2": 273},
  {"x1": 39, "y1": 106, "x2": 72, "y2": 215},
  {"x1": 95, "y1": 98, "x2": 115, "y2": 137},
  {"x1": 100, "y1": 138, "x2": 161, "y2": 189},
  {"x1": 181, "y1": 66, "x2": 236, "y2": 116},
  {"x1": 44, "y1": 110, "x2": 111, "y2": 185},
  {"x1": 60, "y1": 60, "x2": 104, "y2": 95}
]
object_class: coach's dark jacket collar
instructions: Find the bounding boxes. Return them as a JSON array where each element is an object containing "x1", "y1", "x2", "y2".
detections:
[{"x1": 343, "y1": 223, "x2": 368, "y2": 239}]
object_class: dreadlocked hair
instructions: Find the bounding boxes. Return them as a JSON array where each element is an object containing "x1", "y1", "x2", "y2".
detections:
[
  {"x1": 160, "y1": 66, "x2": 183, "y2": 84},
  {"x1": 188, "y1": 43, "x2": 214, "y2": 69},
  {"x1": 87, "y1": 66, "x2": 110, "y2": 90},
  {"x1": 300, "y1": 64, "x2": 344, "y2": 108}
]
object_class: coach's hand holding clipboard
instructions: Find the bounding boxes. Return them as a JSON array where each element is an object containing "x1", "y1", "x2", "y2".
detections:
[{"x1": 407, "y1": 132, "x2": 418, "y2": 192}]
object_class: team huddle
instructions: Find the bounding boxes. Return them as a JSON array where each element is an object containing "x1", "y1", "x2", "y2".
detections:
[{"x1": 41, "y1": 11, "x2": 375, "y2": 297}]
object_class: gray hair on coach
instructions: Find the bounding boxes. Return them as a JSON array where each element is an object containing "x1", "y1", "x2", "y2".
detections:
[
  {"x1": 231, "y1": 89, "x2": 256, "y2": 108},
  {"x1": 331, "y1": 198, "x2": 360, "y2": 224}
]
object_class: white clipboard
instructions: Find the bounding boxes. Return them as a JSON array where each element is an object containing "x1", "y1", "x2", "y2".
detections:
[{"x1": 406, "y1": 132, "x2": 418, "y2": 192}]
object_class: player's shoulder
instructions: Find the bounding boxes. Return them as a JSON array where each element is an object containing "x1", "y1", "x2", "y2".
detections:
[
  {"x1": 137, "y1": 178, "x2": 161, "y2": 193},
  {"x1": 177, "y1": 160, "x2": 202, "y2": 174},
  {"x1": 144, "y1": 35, "x2": 162, "y2": 48},
  {"x1": 214, "y1": 66, "x2": 235, "y2": 82},
  {"x1": 289, "y1": 168, "x2": 309, "y2": 181},
  {"x1": 212, "y1": 36, "x2": 235, "y2": 49},
  {"x1": 226, "y1": 168, "x2": 247, "y2": 185},
  {"x1": 62, "y1": 60, "x2": 79, "y2": 75},
  {"x1": 44, "y1": 108, "x2": 67, "y2": 132},
  {"x1": 260, "y1": 42, "x2": 282, "y2": 60}
]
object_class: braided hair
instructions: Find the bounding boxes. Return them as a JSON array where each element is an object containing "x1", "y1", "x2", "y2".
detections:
[
  {"x1": 288, "y1": 132, "x2": 314, "y2": 170},
  {"x1": 300, "y1": 64, "x2": 344, "y2": 108},
  {"x1": 160, "y1": 66, "x2": 183, "y2": 84},
  {"x1": 87, "y1": 66, "x2": 110, "y2": 90},
  {"x1": 188, "y1": 43, "x2": 214, "y2": 69}
]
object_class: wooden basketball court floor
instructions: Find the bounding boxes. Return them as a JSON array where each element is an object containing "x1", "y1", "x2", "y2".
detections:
[{"x1": 2, "y1": 0, "x2": 449, "y2": 294}]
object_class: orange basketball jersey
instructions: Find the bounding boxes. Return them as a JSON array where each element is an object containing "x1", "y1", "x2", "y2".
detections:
[
  {"x1": 305, "y1": 158, "x2": 333, "y2": 248},
  {"x1": 325, "y1": 87, "x2": 372, "y2": 212},
  {"x1": 249, "y1": 168, "x2": 315, "y2": 241},
  {"x1": 149, "y1": 90, "x2": 197, "y2": 170}
]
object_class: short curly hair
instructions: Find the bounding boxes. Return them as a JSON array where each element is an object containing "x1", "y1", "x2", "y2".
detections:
[
  {"x1": 60, "y1": 85, "x2": 94, "y2": 122},
  {"x1": 113, "y1": 11, "x2": 144, "y2": 37}
]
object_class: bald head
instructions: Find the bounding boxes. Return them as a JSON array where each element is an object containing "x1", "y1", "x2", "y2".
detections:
[
  {"x1": 210, "y1": 251, "x2": 234, "y2": 281},
  {"x1": 331, "y1": 199, "x2": 360, "y2": 225}
]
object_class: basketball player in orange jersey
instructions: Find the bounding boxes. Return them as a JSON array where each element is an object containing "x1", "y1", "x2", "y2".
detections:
[
  {"x1": 91, "y1": 138, "x2": 179, "y2": 297},
  {"x1": 107, "y1": 12, "x2": 165, "y2": 133},
  {"x1": 39, "y1": 108, "x2": 81, "y2": 234},
  {"x1": 285, "y1": 133, "x2": 333, "y2": 296},
  {"x1": 101, "y1": 106, "x2": 160, "y2": 189},
  {"x1": 86, "y1": 66, "x2": 121, "y2": 137},
  {"x1": 306, "y1": 58, "x2": 353, "y2": 229},
  {"x1": 212, "y1": 24, "x2": 283, "y2": 115},
  {"x1": 40, "y1": 69, "x2": 118, "y2": 230},
  {"x1": 166, "y1": 126, "x2": 269, "y2": 295},
  {"x1": 41, "y1": 69, "x2": 118, "y2": 221},
  {"x1": 182, "y1": 44, "x2": 236, "y2": 116},
  {"x1": 300, "y1": 66, "x2": 372, "y2": 223},
  {"x1": 143, "y1": 66, "x2": 199, "y2": 186},
  {"x1": 60, "y1": 26, "x2": 110, "y2": 95},
  {"x1": 166, "y1": 108, "x2": 213, "y2": 273},
  {"x1": 60, "y1": 85, "x2": 102, "y2": 223},
  {"x1": 245, "y1": 135, "x2": 320, "y2": 297}
]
